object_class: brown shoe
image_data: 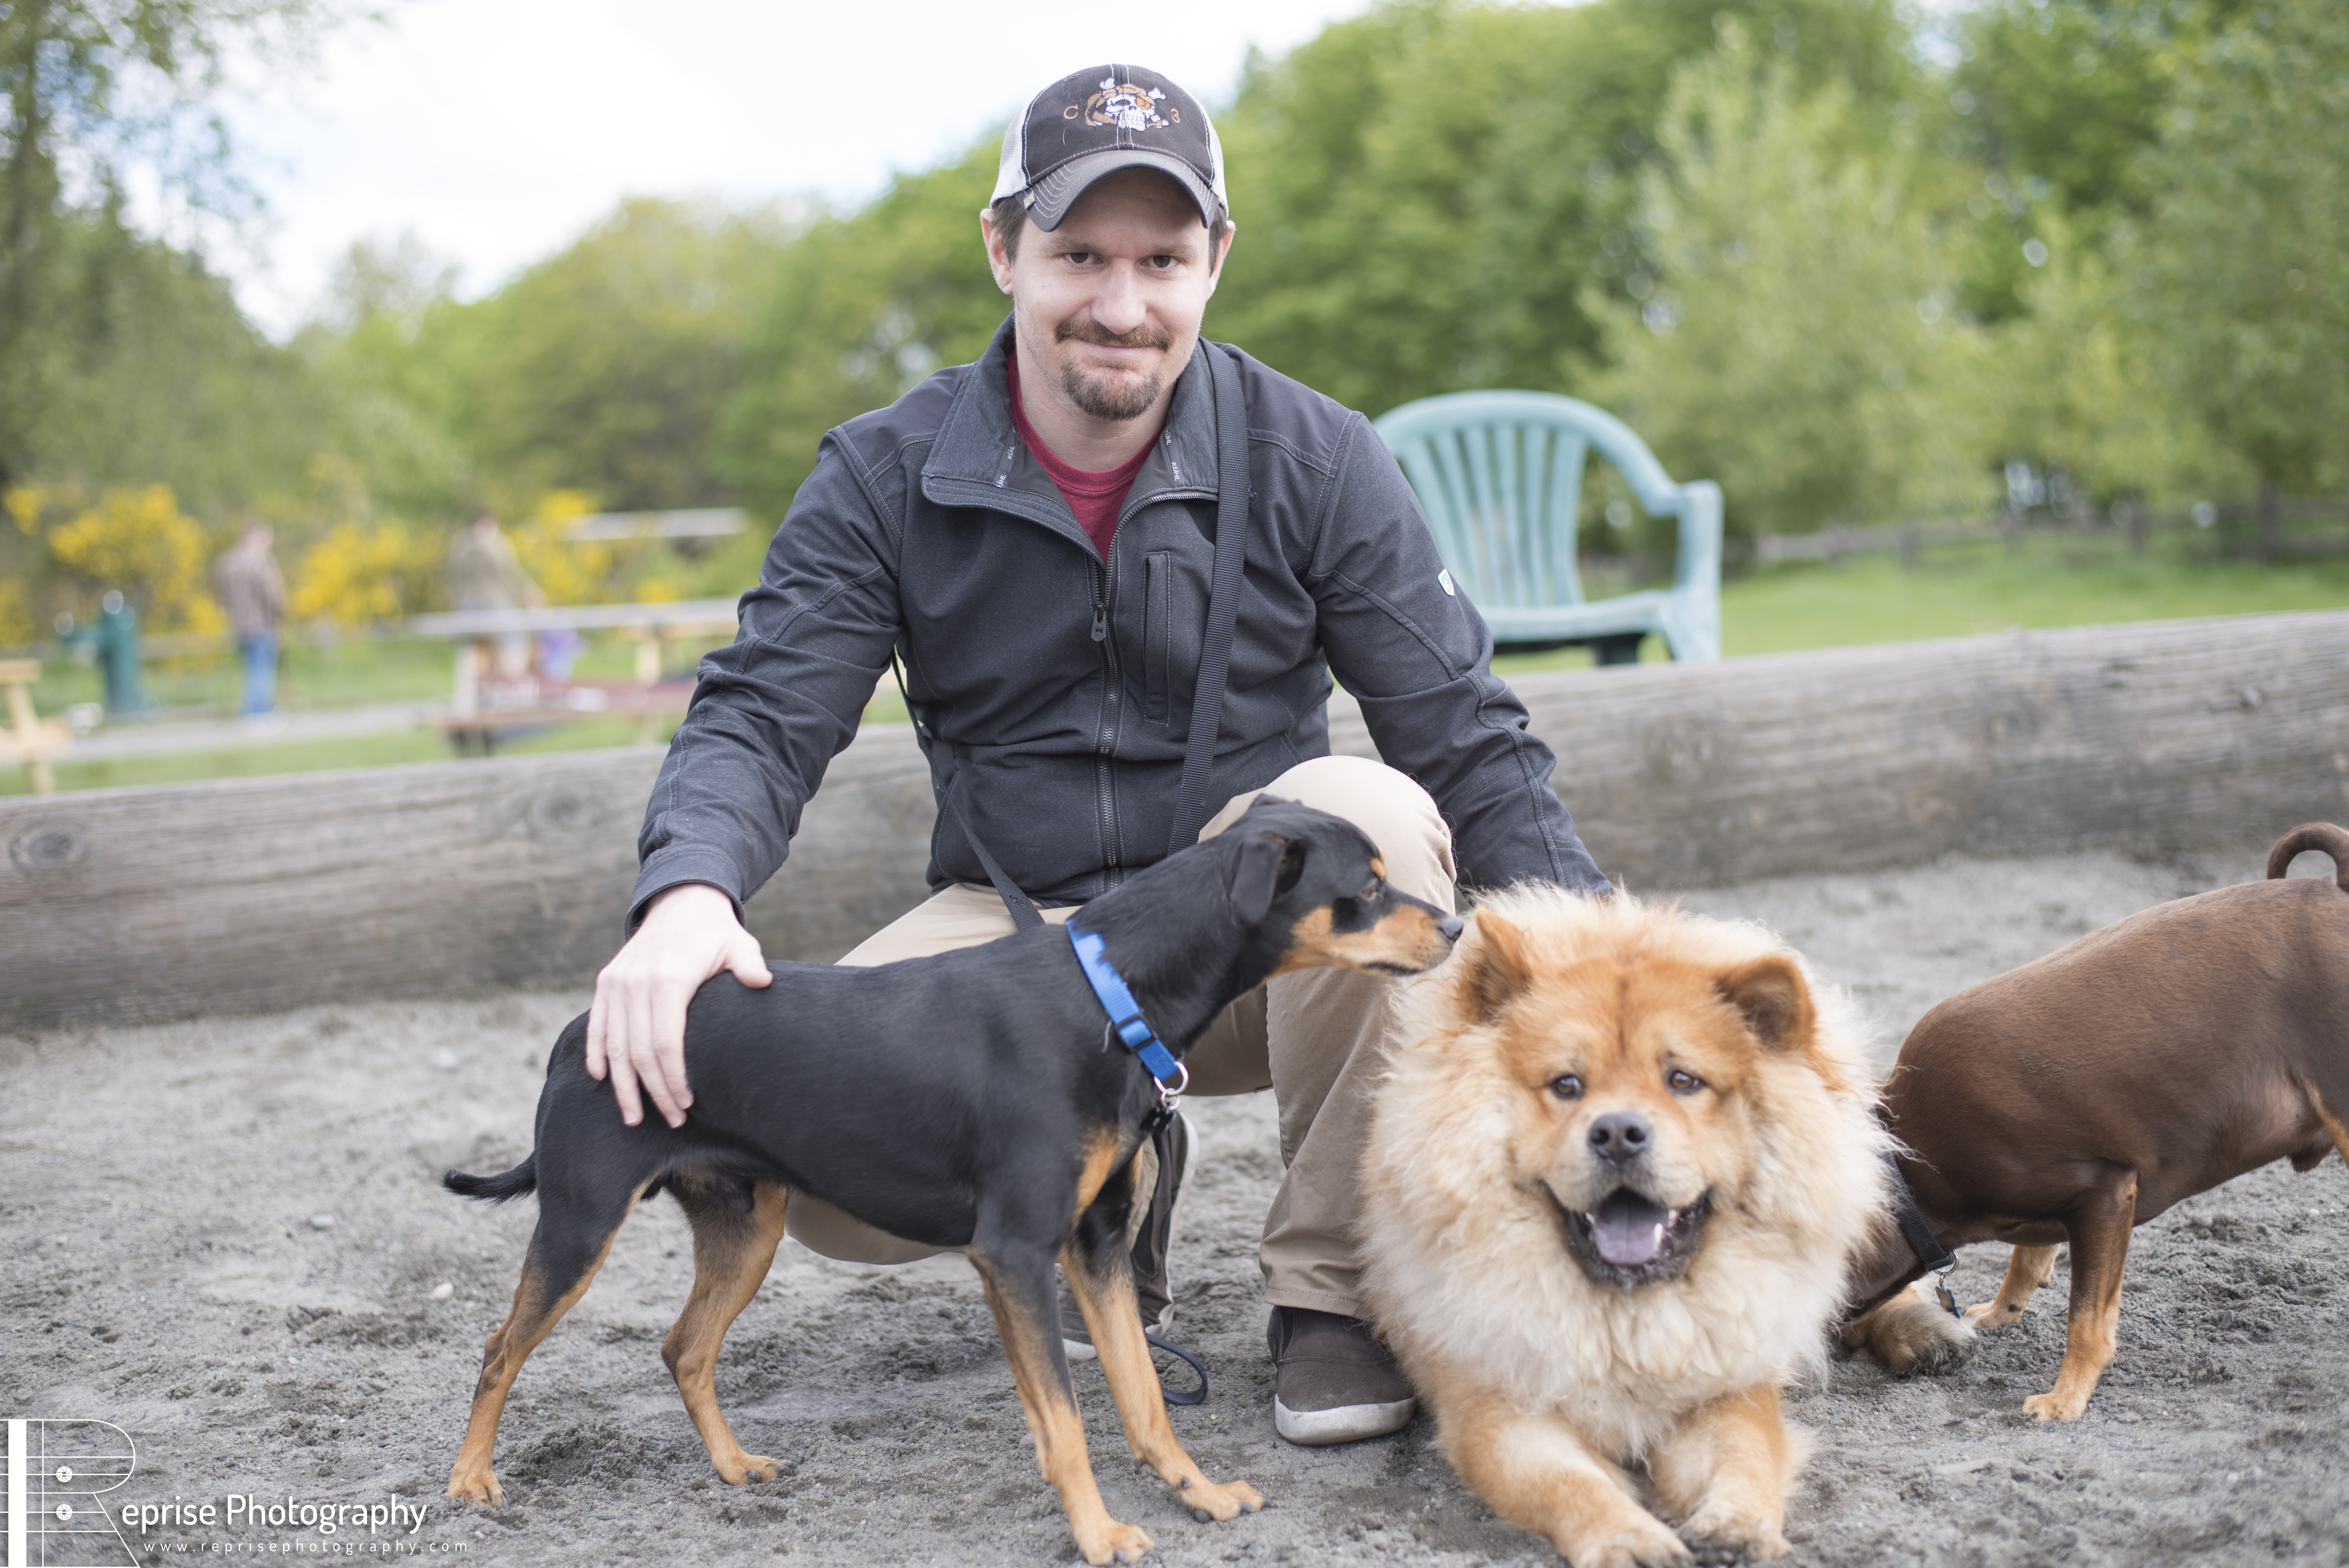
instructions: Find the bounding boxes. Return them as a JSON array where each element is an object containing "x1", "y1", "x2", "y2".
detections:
[{"x1": 1267, "y1": 1305, "x2": 1416, "y2": 1445}]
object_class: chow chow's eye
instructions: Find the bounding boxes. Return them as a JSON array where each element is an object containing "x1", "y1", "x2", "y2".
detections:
[
  {"x1": 1667, "y1": 1069, "x2": 1704, "y2": 1094},
  {"x1": 1549, "y1": 1074, "x2": 1583, "y2": 1101}
]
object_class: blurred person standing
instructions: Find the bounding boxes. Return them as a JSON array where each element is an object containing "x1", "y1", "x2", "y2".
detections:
[
  {"x1": 214, "y1": 522, "x2": 284, "y2": 722},
  {"x1": 446, "y1": 511, "x2": 545, "y2": 679}
]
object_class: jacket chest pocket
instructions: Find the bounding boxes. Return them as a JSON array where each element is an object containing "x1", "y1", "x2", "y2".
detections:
[{"x1": 1143, "y1": 549, "x2": 1174, "y2": 726}]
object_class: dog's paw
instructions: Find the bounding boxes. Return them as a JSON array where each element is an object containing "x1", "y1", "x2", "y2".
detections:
[
  {"x1": 714, "y1": 1451, "x2": 783, "y2": 1484},
  {"x1": 1843, "y1": 1293, "x2": 1975, "y2": 1376},
  {"x1": 1680, "y1": 1507, "x2": 1790, "y2": 1563},
  {"x1": 2021, "y1": 1390, "x2": 2088, "y2": 1422},
  {"x1": 1075, "y1": 1519, "x2": 1155, "y2": 1565},
  {"x1": 1561, "y1": 1514, "x2": 1694, "y2": 1568},
  {"x1": 1962, "y1": 1299, "x2": 2025, "y2": 1331},
  {"x1": 1178, "y1": 1475, "x2": 1264, "y2": 1522},
  {"x1": 445, "y1": 1466, "x2": 504, "y2": 1507}
]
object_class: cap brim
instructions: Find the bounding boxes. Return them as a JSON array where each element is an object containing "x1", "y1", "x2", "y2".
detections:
[{"x1": 1027, "y1": 148, "x2": 1222, "y2": 232}]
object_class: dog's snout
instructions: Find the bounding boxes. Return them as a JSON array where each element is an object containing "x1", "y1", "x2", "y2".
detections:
[
  {"x1": 1588, "y1": 1112, "x2": 1651, "y2": 1164},
  {"x1": 1436, "y1": 913, "x2": 1464, "y2": 943}
]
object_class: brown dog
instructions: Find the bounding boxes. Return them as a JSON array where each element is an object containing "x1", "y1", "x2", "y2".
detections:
[{"x1": 1845, "y1": 823, "x2": 2349, "y2": 1419}]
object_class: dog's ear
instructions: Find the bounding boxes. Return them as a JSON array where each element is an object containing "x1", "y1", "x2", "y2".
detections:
[
  {"x1": 1716, "y1": 955, "x2": 1814, "y2": 1047},
  {"x1": 1233, "y1": 792, "x2": 1296, "y2": 823},
  {"x1": 1456, "y1": 909, "x2": 1532, "y2": 1023},
  {"x1": 1225, "y1": 831, "x2": 1294, "y2": 925}
]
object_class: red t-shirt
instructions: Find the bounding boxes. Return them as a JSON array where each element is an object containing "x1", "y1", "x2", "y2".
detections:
[{"x1": 1007, "y1": 353, "x2": 1160, "y2": 559}]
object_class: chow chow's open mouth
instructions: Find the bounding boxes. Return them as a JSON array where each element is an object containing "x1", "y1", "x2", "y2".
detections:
[{"x1": 1547, "y1": 1185, "x2": 1713, "y2": 1288}]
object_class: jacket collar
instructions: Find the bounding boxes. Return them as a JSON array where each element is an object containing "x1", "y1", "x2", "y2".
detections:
[{"x1": 921, "y1": 314, "x2": 1222, "y2": 527}]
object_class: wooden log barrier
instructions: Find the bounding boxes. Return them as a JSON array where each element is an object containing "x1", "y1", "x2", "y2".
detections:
[{"x1": 5, "y1": 611, "x2": 2347, "y2": 1029}]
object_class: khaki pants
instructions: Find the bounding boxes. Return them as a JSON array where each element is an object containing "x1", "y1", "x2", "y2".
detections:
[{"x1": 782, "y1": 754, "x2": 1457, "y2": 1318}]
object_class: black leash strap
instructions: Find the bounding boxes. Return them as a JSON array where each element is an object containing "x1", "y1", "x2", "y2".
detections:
[
  {"x1": 892, "y1": 655, "x2": 1043, "y2": 932},
  {"x1": 1881, "y1": 1150, "x2": 1960, "y2": 1315},
  {"x1": 896, "y1": 345, "x2": 1253, "y2": 924},
  {"x1": 1167, "y1": 347, "x2": 1251, "y2": 855}
]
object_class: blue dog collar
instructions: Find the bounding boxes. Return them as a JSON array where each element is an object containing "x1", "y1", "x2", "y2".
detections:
[{"x1": 1068, "y1": 925, "x2": 1186, "y2": 1090}]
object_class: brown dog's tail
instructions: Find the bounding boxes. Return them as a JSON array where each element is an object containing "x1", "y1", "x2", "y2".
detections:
[{"x1": 2266, "y1": 824, "x2": 2349, "y2": 886}]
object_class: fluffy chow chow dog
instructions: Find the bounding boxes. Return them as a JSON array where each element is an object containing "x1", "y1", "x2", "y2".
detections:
[{"x1": 1361, "y1": 889, "x2": 1891, "y2": 1567}]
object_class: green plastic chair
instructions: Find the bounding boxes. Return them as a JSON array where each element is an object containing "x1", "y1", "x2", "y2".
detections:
[{"x1": 1373, "y1": 391, "x2": 1722, "y2": 663}]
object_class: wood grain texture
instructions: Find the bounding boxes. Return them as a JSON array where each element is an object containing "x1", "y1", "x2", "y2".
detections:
[{"x1": 7, "y1": 612, "x2": 2347, "y2": 1028}]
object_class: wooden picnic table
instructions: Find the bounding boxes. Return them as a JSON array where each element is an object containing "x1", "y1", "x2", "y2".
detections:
[
  {"x1": 405, "y1": 599, "x2": 740, "y2": 747},
  {"x1": 0, "y1": 659, "x2": 71, "y2": 792}
]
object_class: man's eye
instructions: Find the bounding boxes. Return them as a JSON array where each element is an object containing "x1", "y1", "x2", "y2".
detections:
[{"x1": 1062, "y1": 251, "x2": 1093, "y2": 265}]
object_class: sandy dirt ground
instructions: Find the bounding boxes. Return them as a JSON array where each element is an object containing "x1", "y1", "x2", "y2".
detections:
[{"x1": 5, "y1": 838, "x2": 2346, "y2": 1568}]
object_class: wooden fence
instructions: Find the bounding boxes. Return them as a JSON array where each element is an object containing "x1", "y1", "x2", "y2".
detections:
[{"x1": 7, "y1": 610, "x2": 2347, "y2": 1030}]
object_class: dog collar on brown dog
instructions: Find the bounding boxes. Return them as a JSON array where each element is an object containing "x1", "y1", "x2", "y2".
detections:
[{"x1": 1881, "y1": 1152, "x2": 1960, "y2": 1315}]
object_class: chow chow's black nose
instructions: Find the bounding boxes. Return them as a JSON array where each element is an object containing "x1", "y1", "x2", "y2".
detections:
[{"x1": 1588, "y1": 1112, "x2": 1650, "y2": 1164}]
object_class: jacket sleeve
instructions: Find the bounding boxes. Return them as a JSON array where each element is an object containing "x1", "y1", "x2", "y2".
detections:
[
  {"x1": 629, "y1": 436, "x2": 904, "y2": 929},
  {"x1": 1303, "y1": 414, "x2": 1608, "y2": 895}
]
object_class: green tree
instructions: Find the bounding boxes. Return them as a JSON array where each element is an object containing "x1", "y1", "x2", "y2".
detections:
[
  {"x1": 1, "y1": 0, "x2": 343, "y2": 492},
  {"x1": 1203, "y1": 0, "x2": 1912, "y2": 416},
  {"x1": 717, "y1": 140, "x2": 1009, "y2": 519},
  {"x1": 1942, "y1": 0, "x2": 2245, "y2": 322},
  {"x1": 2129, "y1": 0, "x2": 2349, "y2": 505},
  {"x1": 15, "y1": 205, "x2": 322, "y2": 516},
  {"x1": 1589, "y1": 36, "x2": 1991, "y2": 535},
  {"x1": 464, "y1": 199, "x2": 795, "y2": 512}
]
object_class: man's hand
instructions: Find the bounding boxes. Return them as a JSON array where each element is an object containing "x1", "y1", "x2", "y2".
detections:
[{"x1": 586, "y1": 883, "x2": 771, "y2": 1128}]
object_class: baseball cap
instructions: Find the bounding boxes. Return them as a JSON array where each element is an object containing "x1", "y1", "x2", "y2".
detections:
[{"x1": 991, "y1": 65, "x2": 1228, "y2": 232}]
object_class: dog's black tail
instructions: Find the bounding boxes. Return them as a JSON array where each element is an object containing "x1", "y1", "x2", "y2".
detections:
[
  {"x1": 2267, "y1": 823, "x2": 2349, "y2": 887},
  {"x1": 444, "y1": 1155, "x2": 538, "y2": 1203}
]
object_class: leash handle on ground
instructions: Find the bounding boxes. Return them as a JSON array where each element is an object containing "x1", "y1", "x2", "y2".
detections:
[
  {"x1": 1167, "y1": 346, "x2": 1251, "y2": 856},
  {"x1": 1147, "y1": 1332, "x2": 1209, "y2": 1406}
]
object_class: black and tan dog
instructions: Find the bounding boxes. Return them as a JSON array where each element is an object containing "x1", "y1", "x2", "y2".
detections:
[
  {"x1": 441, "y1": 797, "x2": 1461, "y2": 1565},
  {"x1": 1845, "y1": 822, "x2": 2349, "y2": 1420}
]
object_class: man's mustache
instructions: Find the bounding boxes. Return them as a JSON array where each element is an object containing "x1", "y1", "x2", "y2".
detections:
[{"x1": 1056, "y1": 321, "x2": 1173, "y2": 351}]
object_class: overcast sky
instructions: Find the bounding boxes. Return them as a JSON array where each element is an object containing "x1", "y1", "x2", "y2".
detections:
[{"x1": 217, "y1": 0, "x2": 1379, "y2": 335}]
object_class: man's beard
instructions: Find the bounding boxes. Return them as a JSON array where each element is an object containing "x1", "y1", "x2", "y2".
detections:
[{"x1": 1056, "y1": 320, "x2": 1171, "y2": 421}]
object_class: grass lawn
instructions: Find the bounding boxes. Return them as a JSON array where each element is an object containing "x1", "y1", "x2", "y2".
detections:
[
  {"x1": 7, "y1": 538, "x2": 2344, "y2": 796},
  {"x1": 1492, "y1": 536, "x2": 2349, "y2": 677},
  {"x1": 23, "y1": 631, "x2": 721, "y2": 717},
  {"x1": 0, "y1": 718, "x2": 686, "y2": 796}
]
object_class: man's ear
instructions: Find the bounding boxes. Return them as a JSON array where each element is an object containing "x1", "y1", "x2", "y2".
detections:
[
  {"x1": 1456, "y1": 910, "x2": 1531, "y2": 1025},
  {"x1": 1716, "y1": 955, "x2": 1814, "y2": 1048},
  {"x1": 980, "y1": 208, "x2": 1015, "y2": 294},
  {"x1": 1225, "y1": 831, "x2": 1290, "y2": 926}
]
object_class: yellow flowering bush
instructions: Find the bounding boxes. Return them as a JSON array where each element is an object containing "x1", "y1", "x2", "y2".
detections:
[
  {"x1": 40, "y1": 485, "x2": 226, "y2": 634},
  {"x1": 509, "y1": 489, "x2": 616, "y2": 605},
  {"x1": 289, "y1": 520, "x2": 446, "y2": 625}
]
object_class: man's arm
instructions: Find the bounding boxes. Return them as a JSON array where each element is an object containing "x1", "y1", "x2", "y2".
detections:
[
  {"x1": 1303, "y1": 414, "x2": 1608, "y2": 894},
  {"x1": 590, "y1": 436, "x2": 906, "y2": 1125}
]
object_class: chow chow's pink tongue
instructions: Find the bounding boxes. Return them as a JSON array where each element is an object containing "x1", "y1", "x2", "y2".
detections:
[{"x1": 1591, "y1": 1192, "x2": 1669, "y2": 1266}]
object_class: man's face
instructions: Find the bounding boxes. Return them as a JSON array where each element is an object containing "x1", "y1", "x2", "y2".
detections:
[{"x1": 986, "y1": 168, "x2": 1233, "y2": 425}]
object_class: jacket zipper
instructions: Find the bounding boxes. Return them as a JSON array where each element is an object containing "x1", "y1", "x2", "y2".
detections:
[{"x1": 1091, "y1": 554, "x2": 1124, "y2": 886}]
